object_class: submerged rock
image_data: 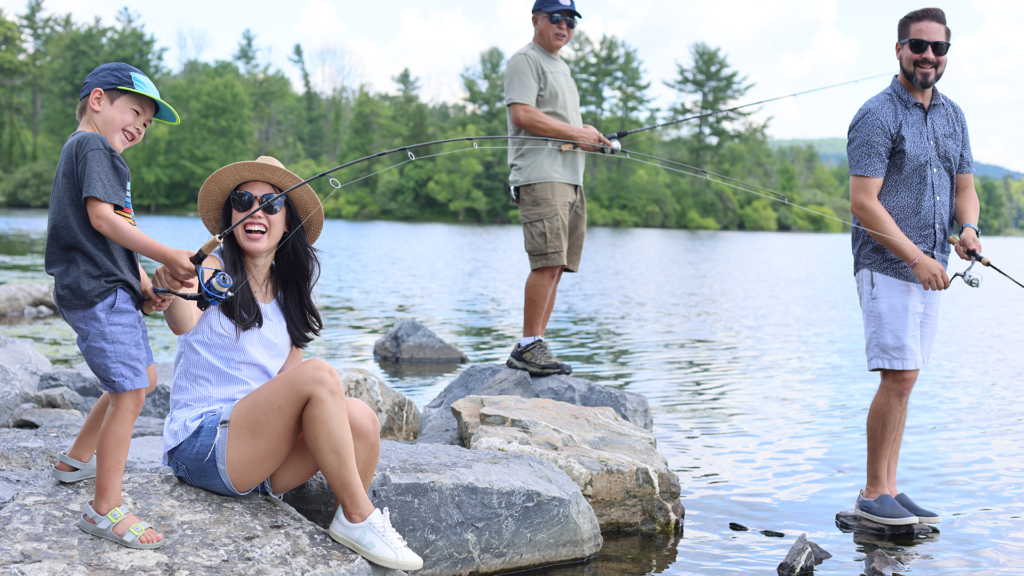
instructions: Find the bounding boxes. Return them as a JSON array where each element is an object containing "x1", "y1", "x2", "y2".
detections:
[
  {"x1": 0, "y1": 337, "x2": 52, "y2": 426},
  {"x1": 0, "y1": 473, "x2": 402, "y2": 575},
  {"x1": 341, "y1": 368, "x2": 419, "y2": 442},
  {"x1": 835, "y1": 510, "x2": 931, "y2": 538},
  {"x1": 452, "y1": 395, "x2": 683, "y2": 533},
  {"x1": 373, "y1": 319, "x2": 468, "y2": 363},
  {"x1": 418, "y1": 364, "x2": 652, "y2": 446},
  {"x1": 776, "y1": 533, "x2": 831, "y2": 575},
  {"x1": 285, "y1": 440, "x2": 602, "y2": 576},
  {"x1": 863, "y1": 549, "x2": 909, "y2": 576}
]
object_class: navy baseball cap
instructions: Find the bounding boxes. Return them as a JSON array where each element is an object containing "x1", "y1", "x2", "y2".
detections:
[
  {"x1": 79, "y1": 62, "x2": 179, "y2": 125},
  {"x1": 532, "y1": 0, "x2": 581, "y2": 18}
]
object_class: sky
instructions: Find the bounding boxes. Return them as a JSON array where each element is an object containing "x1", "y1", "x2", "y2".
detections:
[{"x1": 5, "y1": 0, "x2": 1022, "y2": 171}]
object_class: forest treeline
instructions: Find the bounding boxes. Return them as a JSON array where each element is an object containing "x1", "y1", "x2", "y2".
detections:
[{"x1": 2, "y1": 2, "x2": 1022, "y2": 234}]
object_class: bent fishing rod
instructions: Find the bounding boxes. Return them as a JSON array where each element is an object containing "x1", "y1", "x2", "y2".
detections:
[{"x1": 947, "y1": 235, "x2": 1024, "y2": 290}]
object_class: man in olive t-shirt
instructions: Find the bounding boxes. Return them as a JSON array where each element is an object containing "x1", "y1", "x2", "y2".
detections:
[{"x1": 503, "y1": 0, "x2": 610, "y2": 376}]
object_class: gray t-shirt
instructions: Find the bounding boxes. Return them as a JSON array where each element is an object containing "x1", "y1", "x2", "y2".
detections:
[
  {"x1": 45, "y1": 131, "x2": 143, "y2": 310},
  {"x1": 504, "y1": 42, "x2": 585, "y2": 187}
]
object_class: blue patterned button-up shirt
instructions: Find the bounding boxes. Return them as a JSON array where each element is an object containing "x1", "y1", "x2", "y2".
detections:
[{"x1": 847, "y1": 75, "x2": 973, "y2": 284}]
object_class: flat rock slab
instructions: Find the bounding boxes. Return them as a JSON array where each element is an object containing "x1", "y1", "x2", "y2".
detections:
[
  {"x1": 453, "y1": 395, "x2": 683, "y2": 533},
  {"x1": 341, "y1": 368, "x2": 419, "y2": 442},
  {"x1": 285, "y1": 441, "x2": 601, "y2": 576},
  {"x1": 418, "y1": 364, "x2": 651, "y2": 446},
  {"x1": 835, "y1": 510, "x2": 933, "y2": 539},
  {"x1": 373, "y1": 319, "x2": 468, "y2": 363},
  {"x1": 10, "y1": 407, "x2": 84, "y2": 429},
  {"x1": 0, "y1": 473, "x2": 403, "y2": 575},
  {"x1": 133, "y1": 416, "x2": 165, "y2": 438}
]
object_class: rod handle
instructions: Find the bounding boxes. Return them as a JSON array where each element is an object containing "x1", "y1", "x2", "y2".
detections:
[
  {"x1": 141, "y1": 299, "x2": 156, "y2": 316},
  {"x1": 948, "y1": 235, "x2": 990, "y2": 266},
  {"x1": 191, "y1": 236, "x2": 223, "y2": 265}
]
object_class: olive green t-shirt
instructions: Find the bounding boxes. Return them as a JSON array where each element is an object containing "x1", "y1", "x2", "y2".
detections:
[{"x1": 504, "y1": 42, "x2": 585, "y2": 187}]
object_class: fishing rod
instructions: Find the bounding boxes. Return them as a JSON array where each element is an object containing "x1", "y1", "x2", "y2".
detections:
[
  {"x1": 947, "y1": 235, "x2": 1024, "y2": 290},
  {"x1": 598, "y1": 72, "x2": 894, "y2": 145}
]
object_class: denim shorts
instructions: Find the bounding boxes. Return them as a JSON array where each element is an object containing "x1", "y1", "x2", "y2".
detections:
[
  {"x1": 166, "y1": 402, "x2": 281, "y2": 498},
  {"x1": 856, "y1": 268, "x2": 941, "y2": 371},
  {"x1": 58, "y1": 288, "x2": 154, "y2": 394}
]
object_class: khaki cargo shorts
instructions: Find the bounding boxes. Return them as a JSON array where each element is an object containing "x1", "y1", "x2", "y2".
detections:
[{"x1": 516, "y1": 181, "x2": 586, "y2": 272}]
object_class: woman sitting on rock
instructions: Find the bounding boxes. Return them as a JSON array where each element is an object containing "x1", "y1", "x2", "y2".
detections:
[{"x1": 154, "y1": 157, "x2": 422, "y2": 571}]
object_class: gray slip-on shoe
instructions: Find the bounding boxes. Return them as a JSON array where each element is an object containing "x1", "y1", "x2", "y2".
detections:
[
  {"x1": 855, "y1": 491, "x2": 918, "y2": 526},
  {"x1": 895, "y1": 493, "x2": 940, "y2": 524}
]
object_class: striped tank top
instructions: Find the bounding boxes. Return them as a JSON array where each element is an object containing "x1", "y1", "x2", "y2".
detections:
[{"x1": 162, "y1": 250, "x2": 292, "y2": 464}]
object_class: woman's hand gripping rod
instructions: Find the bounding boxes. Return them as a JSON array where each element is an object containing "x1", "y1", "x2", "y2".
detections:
[{"x1": 947, "y1": 235, "x2": 1024, "y2": 290}]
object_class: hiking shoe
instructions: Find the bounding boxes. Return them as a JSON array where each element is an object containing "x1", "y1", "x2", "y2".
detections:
[
  {"x1": 895, "y1": 493, "x2": 940, "y2": 524},
  {"x1": 855, "y1": 491, "x2": 918, "y2": 525},
  {"x1": 329, "y1": 507, "x2": 423, "y2": 571},
  {"x1": 506, "y1": 340, "x2": 572, "y2": 376}
]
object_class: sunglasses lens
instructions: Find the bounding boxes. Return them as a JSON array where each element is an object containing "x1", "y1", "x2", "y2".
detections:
[
  {"x1": 932, "y1": 41, "x2": 950, "y2": 56},
  {"x1": 565, "y1": 17, "x2": 576, "y2": 29},
  {"x1": 907, "y1": 39, "x2": 929, "y2": 54},
  {"x1": 549, "y1": 13, "x2": 562, "y2": 25},
  {"x1": 260, "y1": 194, "x2": 286, "y2": 214},
  {"x1": 230, "y1": 190, "x2": 255, "y2": 212}
]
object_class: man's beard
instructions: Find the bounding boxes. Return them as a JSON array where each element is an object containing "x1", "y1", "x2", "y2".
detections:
[{"x1": 900, "y1": 57, "x2": 944, "y2": 89}]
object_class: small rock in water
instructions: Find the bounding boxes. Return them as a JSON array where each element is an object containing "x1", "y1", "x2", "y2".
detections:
[
  {"x1": 729, "y1": 522, "x2": 749, "y2": 531},
  {"x1": 373, "y1": 318, "x2": 468, "y2": 363},
  {"x1": 863, "y1": 549, "x2": 908, "y2": 576},
  {"x1": 776, "y1": 533, "x2": 832, "y2": 575},
  {"x1": 761, "y1": 529, "x2": 785, "y2": 538}
]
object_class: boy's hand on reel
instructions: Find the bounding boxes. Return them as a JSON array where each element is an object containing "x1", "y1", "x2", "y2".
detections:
[{"x1": 162, "y1": 249, "x2": 198, "y2": 282}]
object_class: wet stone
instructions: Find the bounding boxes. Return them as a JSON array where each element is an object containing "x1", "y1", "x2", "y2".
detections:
[
  {"x1": 776, "y1": 533, "x2": 831, "y2": 576},
  {"x1": 863, "y1": 549, "x2": 909, "y2": 576},
  {"x1": 835, "y1": 510, "x2": 932, "y2": 538}
]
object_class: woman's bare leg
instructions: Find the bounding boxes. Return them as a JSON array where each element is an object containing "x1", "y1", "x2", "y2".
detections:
[
  {"x1": 225, "y1": 359, "x2": 376, "y2": 523},
  {"x1": 58, "y1": 364, "x2": 157, "y2": 473}
]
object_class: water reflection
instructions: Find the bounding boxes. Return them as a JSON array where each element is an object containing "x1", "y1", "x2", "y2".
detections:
[{"x1": 2, "y1": 211, "x2": 1023, "y2": 574}]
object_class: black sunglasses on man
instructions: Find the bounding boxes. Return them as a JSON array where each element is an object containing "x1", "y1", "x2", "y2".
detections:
[
  {"x1": 539, "y1": 11, "x2": 577, "y2": 29},
  {"x1": 899, "y1": 38, "x2": 951, "y2": 57}
]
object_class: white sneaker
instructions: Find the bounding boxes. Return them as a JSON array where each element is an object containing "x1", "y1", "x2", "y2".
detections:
[{"x1": 329, "y1": 507, "x2": 423, "y2": 571}]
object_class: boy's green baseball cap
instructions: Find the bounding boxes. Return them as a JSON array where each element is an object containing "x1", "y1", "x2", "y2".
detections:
[{"x1": 79, "y1": 62, "x2": 179, "y2": 125}]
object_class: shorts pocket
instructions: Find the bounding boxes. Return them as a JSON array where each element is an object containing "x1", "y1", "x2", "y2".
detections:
[
  {"x1": 168, "y1": 452, "x2": 194, "y2": 486},
  {"x1": 520, "y1": 204, "x2": 563, "y2": 254}
]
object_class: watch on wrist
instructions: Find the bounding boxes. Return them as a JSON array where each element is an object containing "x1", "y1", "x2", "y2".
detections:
[{"x1": 960, "y1": 223, "x2": 980, "y2": 238}]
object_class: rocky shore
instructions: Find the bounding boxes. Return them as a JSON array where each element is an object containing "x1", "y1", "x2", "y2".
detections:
[{"x1": 0, "y1": 328, "x2": 685, "y2": 575}]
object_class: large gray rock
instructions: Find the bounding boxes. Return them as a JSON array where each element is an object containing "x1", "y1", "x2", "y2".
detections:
[
  {"x1": 0, "y1": 473, "x2": 403, "y2": 575},
  {"x1": 38, "y1": 363, "x2": 103, "y2": 398},
  {"x1": 532, "y1": 374, "x2": 653, "y2": 432},
  {"x1": 776, "y1": 533, "x2": 831, "y2": 575},
  {"x1": 133, "y1": 416, "x2": 165, "y2": 438},
  {"x1": 140, "y1": 363, "x2": 174, "y2": 419},
  {"x1": 126, "y1": 435, "x2": 171, "y2": 473},
  {"x1": 417, "y1": 364, "x2": 534, "y2": 445},
  {"x1": 10, "y1": 407, "x2": 83, "y2": 429},
  {"x1": 285, "y1": 441, "x2": 602, "y2": 576},
  {"x1": 341, "y1": 368, "x2": 419, "y2": 442},
  {"x1": 32, "y1": 386, "x2": 84, "y2": 410},
  {"x1": 0, "y1": 283, "x2": 56, "y2": 316},
  {"x1": 0, "y1": 338, "x2": 52, "y2": 426},
  {"x1": 0, "y1": 427, "x2": 79, "y2": 512},
  {"x1": 418, "y1": 364, "x2": 652, "y2": 446},
  {"x1": 373, "y1": 319, "x2": 468, "y2": 363},
  {"x1": 453, "y1": 395, "x2": 683, "y2": 533}
]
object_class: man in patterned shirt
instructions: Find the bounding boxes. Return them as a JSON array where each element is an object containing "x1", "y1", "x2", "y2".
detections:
[{"x1": 847, "y1": 7, "x2": 981, "y2": 526}]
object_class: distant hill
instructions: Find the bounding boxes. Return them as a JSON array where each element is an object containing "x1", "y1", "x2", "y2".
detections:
[{"x1": 770, "y1": 138, "x2": 1023, "y2": 179}]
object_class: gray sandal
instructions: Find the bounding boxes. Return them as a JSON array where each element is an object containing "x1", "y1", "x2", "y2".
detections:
[
  {"x1": 79, "y1": 502, "x2": 164, "y2": 549},
  {"x1": 51, "y1": 452, "x2": 96, "y2": 483}
]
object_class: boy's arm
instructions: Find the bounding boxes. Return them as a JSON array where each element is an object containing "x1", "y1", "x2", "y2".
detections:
[{"x1": 85, "y1": 197, "x2": 195, "y2": 280}]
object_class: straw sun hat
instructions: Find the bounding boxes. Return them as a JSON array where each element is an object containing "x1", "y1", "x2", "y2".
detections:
[{"x1": 197, "y1": 156, "x2": 324, "y2": 245}]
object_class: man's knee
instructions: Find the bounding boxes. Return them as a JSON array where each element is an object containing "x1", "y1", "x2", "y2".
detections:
[
  {"x1": 530, "y1": 265, "x2": 563, "y2": 281},
  {"x1": 879, "y1": 369, "x2": 917, "y2": 398}
]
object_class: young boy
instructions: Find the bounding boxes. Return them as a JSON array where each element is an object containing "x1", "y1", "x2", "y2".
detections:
[{"x1": 45, "y1": 62, "x2": 196, "y2": 549}]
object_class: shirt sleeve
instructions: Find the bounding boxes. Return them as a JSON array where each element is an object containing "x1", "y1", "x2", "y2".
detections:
[
  {"x1": 955, "y1": 106, "x2": 974, "y2": 175},
  {"x1": 504, "y1": 53, "x2": 540, "y2": 107},
  {"x1": 77, "y1": 147, "x2": 131, "y2": 207},
  {"x1": 847, "y1": 105, "x2": 892, "y2": 178}
]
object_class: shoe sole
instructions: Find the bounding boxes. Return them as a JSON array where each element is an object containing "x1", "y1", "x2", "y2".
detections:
[
  {"x1": 914, "y1": 515, "x2": 941, "y2": 524},
  {"x1": 328, "y1": 527, "x2": 423, "y2": 571},
  {"x1": 506, "y1": 358, "x2": 568, "y2": 377},
  {"x1": 854, "y1": 507, "x2": 918, "y2": 526}
]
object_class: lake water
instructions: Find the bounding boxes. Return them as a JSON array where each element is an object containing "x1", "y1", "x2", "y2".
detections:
[{"x1": 5, "y1": 209, "x2": 1023, "y2": 575}]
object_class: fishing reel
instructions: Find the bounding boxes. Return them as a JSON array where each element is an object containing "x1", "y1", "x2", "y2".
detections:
[
  {"x1": 153, "y1": 265, "x2": 234, "y2": 311},
  {"x1": 951, "y1": 260, "x2": 982, "y2": 288}
]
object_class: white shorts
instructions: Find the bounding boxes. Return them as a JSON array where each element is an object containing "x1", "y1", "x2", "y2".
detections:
[{"x1": 855, "y1": 268, "x2": 941, "y2": 371}]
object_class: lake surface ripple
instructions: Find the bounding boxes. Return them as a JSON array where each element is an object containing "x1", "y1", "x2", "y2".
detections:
[{"x1": 5, "y1": 210, "x2": 1023, "y2": 575}]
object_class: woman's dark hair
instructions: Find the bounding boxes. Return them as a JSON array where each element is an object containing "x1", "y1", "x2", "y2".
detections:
[
  {"x1": 218, "y1": 192, "x2": 323, "y2": 349},
  {"x1": 898, "y1": 8, "x2": 950, "y2": 42}
]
